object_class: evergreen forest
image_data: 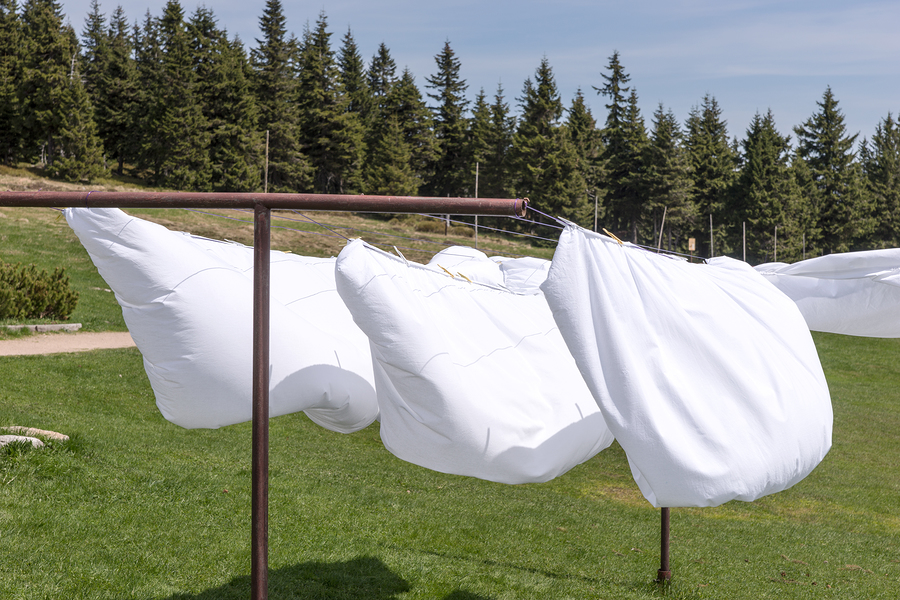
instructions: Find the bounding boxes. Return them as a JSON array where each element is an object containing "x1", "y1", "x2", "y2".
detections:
[{"x1": 2, "y1": 0, "x2": 899, "y2": 263}]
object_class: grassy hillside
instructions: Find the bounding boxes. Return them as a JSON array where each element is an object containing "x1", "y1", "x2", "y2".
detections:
[{"x1": 1, "y1": 166, "x2": 552, "y2": 333}]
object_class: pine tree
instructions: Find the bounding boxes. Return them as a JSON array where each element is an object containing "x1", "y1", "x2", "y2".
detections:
[
  {"x1": 52, "y1": 31, "x2": 106, "y2": 182},
  {"x1": 860, "y1": 113, "x2": 900, "y2": 248},
  {"x1": 366, "y1": 42, "x2": 396, "y2": 119},
  {"x1": 189, "y1": 7, "x2": 261, "y2": 191},
  {"x1": 512, "y1": 58, "x2": 587, "y2": 226},
  {"x1": 794, "y1": 87, "x2": 870, "y2": 253},
  {"x1": 152, "y1": 0, "x2": 211, "y2": 190},
  {"x1": 296, "y1": 12, "x2": 364, "y2": 193},
  {"x1": 566, "y1": 89, "x2": 603, "y2": 226},
  {"x1": 468, "y1": 88, "x2": 492, "y2": 179},
  {"x1": 0, "y1": 0, "x2": 23, "y2": 165},
  {"x1": 19, "y1": 0, "x2": 105, "y2": 179},
  {"x1": 132, "y1": 10, "x2": 164, "y2": 178},
  {"x1": 643, "y1": 104, "x2": 695, "y2": 252},
  {"x1": 250, "y1": 0, "x2": 310, "y2": 192},
  {"x1": 685, "y1": 94, "x2": 737, "y2": 256},
  {"x1": 80, "y1": 0, "x2": 106, "y2": 95},
  {"x1": 81, "y1": 4, "x2": 139, "y2": 175},
  {"x1": 337, "y1": 27, "x2": 370, "y2": 118},
  {"x1": 386, "y1": 68, "x2": 434, "y2": 188},
  {"x1": 364, "y1": 114, "x2": 417, "y2": 196},
  {"x1": 596, "y1": 52, "x2": 647, "y2": 241},
  {"x1": 730, "y1": 110, "x2": 803, "y2": 262},
  {"x1": 481, "y1": 83, "x2": 516, "y2": 201},
  {"x1": 424, "y1": 40, "x2": 470, "y2": 197}
]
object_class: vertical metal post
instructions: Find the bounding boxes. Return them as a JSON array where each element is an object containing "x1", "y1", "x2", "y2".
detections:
[
  {"x1": 251, "y1": 204, "x2": 271, "y2": 600},
  {"x1": 657, "y1": 507, "x2": 672, "y2": 582}
]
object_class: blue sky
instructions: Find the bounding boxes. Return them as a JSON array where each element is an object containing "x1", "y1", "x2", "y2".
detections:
[{"x1": 60, "y1": 1, "x2": 900, "y2": 145}]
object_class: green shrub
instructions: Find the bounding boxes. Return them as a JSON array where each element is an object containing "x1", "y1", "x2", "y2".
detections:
[
  {"x1": 449, "y1": 224, "x2": 475, "y2": 238},
  {"x1": 414, "y1": 219, "x2": 445, "y2": 234},
  {"x1": 0, "y1": 262, "x2": 79, "y2": 321}
]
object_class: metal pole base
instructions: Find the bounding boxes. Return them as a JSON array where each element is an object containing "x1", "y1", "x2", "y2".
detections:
[{"x1": 656, "y1": 569, "x2": 672, "y2": 582}]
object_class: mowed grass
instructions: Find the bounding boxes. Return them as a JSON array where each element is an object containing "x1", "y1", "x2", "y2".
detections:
[{"x1": 1, "y1": 336, "x2": 899, "y2": 599}]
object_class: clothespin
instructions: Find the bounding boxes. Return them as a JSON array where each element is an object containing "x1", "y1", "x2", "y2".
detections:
[
  {"x1": 437, "y1": 264, "x2": 455, "y2": 278},
  {"x1": 457, "y1": 272, "x2": 473, "y2": 283},
  {"x1": 602, "y1": 228, "x2": 624, "y2": 245}
]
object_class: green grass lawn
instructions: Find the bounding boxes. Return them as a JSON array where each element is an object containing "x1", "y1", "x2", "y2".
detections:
[
  {"x1": 1, "y1": 332, "x2": 899, "y2": 599},
  {"x1": 2, "y1": 186, "x2": 899, "y2": 598}
]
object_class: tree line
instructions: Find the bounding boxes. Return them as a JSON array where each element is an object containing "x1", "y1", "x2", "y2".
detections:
[{"x1": 1, "y1": 0, "x2": 899, "y2": 263}]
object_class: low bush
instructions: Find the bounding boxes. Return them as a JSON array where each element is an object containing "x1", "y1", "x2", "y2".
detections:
[
  {"x1": 0, "y1": 262, "x2": 79, "y2": 320},
  {"x1": 413, "y1": 219, "x2": 445, "y2": 233}
]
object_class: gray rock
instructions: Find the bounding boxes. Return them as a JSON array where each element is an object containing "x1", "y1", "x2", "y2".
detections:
[{"x1": 0, "y1": 435, "x2": 45, "y2": 448}]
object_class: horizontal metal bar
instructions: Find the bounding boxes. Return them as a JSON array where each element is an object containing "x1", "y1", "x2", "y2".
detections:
[{"x1": 0, "y1": 191, "x2": 527, "y2": 217}]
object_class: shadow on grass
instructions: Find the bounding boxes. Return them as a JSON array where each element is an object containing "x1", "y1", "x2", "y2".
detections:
[{"x1": 158, "y1": 556, "x2": 491, "y2": 600}]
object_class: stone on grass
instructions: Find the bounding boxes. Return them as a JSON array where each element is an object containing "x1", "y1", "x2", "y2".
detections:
[
  {"x1": 0, "y1": 435, "x2": 44, "y2": 448},
  {"x1": 0, "y1": 426, "x2": 69, "y2": 442}
]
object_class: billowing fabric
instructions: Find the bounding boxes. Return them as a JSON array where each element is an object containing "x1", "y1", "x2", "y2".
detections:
[
  {"x1": 427, "y1": 246, "x2": 505, "y2": 287},
  {"x1": 66, "y1": 208, "x2": 377, "y2": 432},
  {"x1": 496, "y1": 256, "x2": 551, "y2": 294},
  {"x1": 756, "y1": 249, "x2": 900, "y2": 337},
  {"x1": 335, "y1": 239, "x2": 614, "y2": 484},
  {"x1": 542, "y1": 224, "x2": 832, "y2": 507}
]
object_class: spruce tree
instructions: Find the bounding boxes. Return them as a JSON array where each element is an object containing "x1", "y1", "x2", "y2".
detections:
[
  {"x1": 366, "y1": 42, "x2": 396, "y2": 119},
  {"x1": 566, "y1": 89, "x2": 604, "y2": 225},
  {"x1": 512, "y1": 58, "x2": 587, "y2": 225},
  {"x1": 189, "y1": 7, "x2": 261, "y2": 191},
  {"x1": 794, "y1": 87, "x2": 869, "y2": 253},
  {"x1": 730, "y1": 110, "x2": 802, "y2": 262},
  {"x1": 385, "y1": 68, "x2": 435, "y2": 189},
  {"x1": 19, "y1": 0, "x2": 105, "y2": 179},
  {"x1": 153, "y1": 0, "x2": 210, "y2": 190},
  {"x1": 296, "y1": 12, "x2": 364, "y2": 193},
  {"x1": 685, "y1": 94, "x2": 737, "y2": 256},
  {"x1": 337, "y1": 27, "x2": 370, "y2": 119},
  {"x1": 860, "y1": 113, "x2": 900, "y2": 248},
  {"x1": 52, "y1": 30, "x2": 106, "y2": 182},
  {"x1": 0, "y1": 0, "x2": 23, "y2": 165},
  {"x1": 424, "y1": 40, "x2": 470, "y2": 197},
  {"x1": 250, "y1": 0, "x2": 310, "y2": 192},
  {"x1": 92, "y1": 6, "x2": 140, "y2": 175},
  {"x1": 482, "y1": 83, "x2": 516, "y2": 200},
  {"x1": 643, "y1": 104, "x2": 694, "y2": 252},
  {"x1": 596, "y1": 52, "x2": 647, "y2": 241},
  {"x1": 364, "y1": 114, "x2": 417, "y2": 196}
]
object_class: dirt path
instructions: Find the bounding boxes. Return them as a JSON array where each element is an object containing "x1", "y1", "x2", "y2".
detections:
[{"x1": 0, "y1": 331, "x2": 136, "y2": 356}]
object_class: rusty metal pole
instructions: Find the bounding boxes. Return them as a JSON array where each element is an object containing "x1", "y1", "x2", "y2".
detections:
[
  {"x1": 251, "y1": 204, "x2": 271, "y2": 600},
  {"x1": 657, "y1": 507, "x2": 672, "y2": 582}
]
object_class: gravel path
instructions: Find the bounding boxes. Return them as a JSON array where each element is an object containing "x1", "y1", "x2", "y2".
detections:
[{"x1": 0, "y1": 331, "x2": 136, "y2": 356}]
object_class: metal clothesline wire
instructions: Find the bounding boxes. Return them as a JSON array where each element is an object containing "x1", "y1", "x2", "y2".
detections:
[
  {"x1": 53, "y1": 205, "x2": 706, "y2": 262},
  {"x1": 181, "y1": 207, "x2": 555, "y2": 259}
]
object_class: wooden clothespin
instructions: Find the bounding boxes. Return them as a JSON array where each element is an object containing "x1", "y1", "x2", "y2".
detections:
[{"x1": 602, "y1": 228, "x2": 624, "y2": 245}]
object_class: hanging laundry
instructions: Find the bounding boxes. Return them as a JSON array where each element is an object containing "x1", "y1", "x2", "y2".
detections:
[
  {"x1": 756, "y1": 249, "x2": 900, "y2": 338},
  {"x1": 335, "y1": 239, "x2": 614, "y2": 484},
  {"x1": 66, "y1": 208, "x2": 378, "y2": 432},
  {"x1": 541, "y1": 224, "x2": 832, "y2": 507},
  {"x1": 428, "y1": 246, "x2": 505, "y2": 287},
  {"x1": 495, "y1": 256, "x2": 551, "y2": 294}
]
